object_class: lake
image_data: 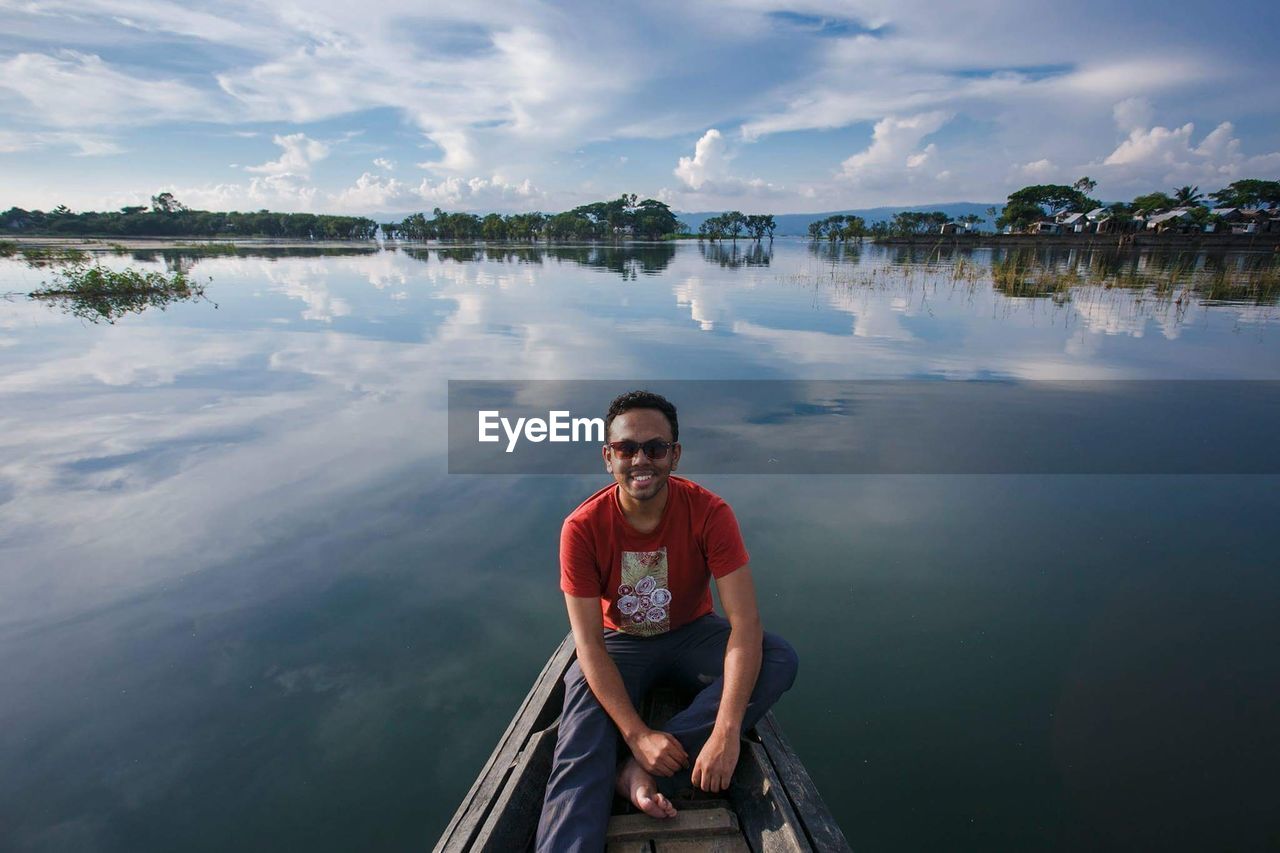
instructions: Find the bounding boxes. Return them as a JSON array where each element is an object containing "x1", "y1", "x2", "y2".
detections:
[{"x1": 1, "y1": 240, "x2": 1278, "y2": 851}]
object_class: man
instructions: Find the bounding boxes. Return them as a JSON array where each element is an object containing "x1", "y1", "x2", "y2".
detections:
[{"x1": 536, "y1": 390, "x2": 799, "y2": 852}]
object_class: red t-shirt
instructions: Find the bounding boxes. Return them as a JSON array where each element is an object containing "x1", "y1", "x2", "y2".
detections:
[{"x1": 560, "y1": 476, "x2": 750, "y2": 636}]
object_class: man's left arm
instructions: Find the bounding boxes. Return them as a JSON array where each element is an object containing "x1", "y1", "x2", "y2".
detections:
[{"x1": 691, "y1": 564, "x2": 762, "y2": 793}]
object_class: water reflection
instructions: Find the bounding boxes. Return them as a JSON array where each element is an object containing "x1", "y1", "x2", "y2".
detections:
[
  {"x1": 29, "y1": 281, "x2": 214, "y2": 324},
  {"x1": 700, "y1": 241, "x2": 774, "y2": 268},
  {"x1": 1, "y1": 240, "x2": 1278, "y2": 851},
  {"x1": 404, "y1": 243, "x2": 677, "y2": 279},
  {"x1": 807, "y1": 240, "x2": 864, "y2": 265}
]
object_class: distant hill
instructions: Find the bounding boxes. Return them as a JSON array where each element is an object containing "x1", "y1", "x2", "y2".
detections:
[{"x1": 676, "y1": 203, "x2": 1002, "y2": 236}]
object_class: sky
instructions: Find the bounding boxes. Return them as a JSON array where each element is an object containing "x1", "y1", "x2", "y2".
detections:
[{"x1": 1, "y1": 0, "x2": 1279, "y2": 216}]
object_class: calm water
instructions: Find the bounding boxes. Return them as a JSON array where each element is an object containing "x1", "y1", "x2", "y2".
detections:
[{"x1": 2, "y1": 241, "x2": 1278, "y2": 851}]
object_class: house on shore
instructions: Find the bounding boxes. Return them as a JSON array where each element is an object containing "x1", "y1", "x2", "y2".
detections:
[
  {"x1": 1057, "y1": 212, "x2": 1087, "y2": 233},
  {"x1": 1145, "y1": 209, "x2": 1196, "y2": 233}
]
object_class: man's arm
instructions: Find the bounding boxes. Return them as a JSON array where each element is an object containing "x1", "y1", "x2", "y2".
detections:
[
  {"x1": 691, "y1": 564, "x2": 763, "y2": 792},
  {"x1": 564, "y1": 594, "x2": 689, "y2": 777}
]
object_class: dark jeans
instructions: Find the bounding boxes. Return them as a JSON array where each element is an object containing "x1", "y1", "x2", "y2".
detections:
[{"x1": 536, "y1": 614, "x2": 799, "y2": 853}]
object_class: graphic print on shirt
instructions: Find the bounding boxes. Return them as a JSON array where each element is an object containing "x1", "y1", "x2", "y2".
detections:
[{"x1": 617, "y1": 548, "x2": 672, "y2": 636}]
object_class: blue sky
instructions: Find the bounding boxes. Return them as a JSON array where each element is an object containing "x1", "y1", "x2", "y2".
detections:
[{"x1": 1, "y1": 0, "x2": 1278, "y2": 215}]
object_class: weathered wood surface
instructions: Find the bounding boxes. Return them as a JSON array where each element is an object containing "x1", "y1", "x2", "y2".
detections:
[
  {"x1": 469, "y1": 724, "x2": 558, "y2": 851},
  {"x1": 605, "y1": 841, "x2": 653, "y2": 853},
  {"x1": 731, "y1": 733, "x2": 812, "y2": 853},
  {"x1": 655, "y1": 837, "x2": 751, "y2": 853},
  {"x1": 435, "y1": 634, "x2": 853, "y2": 853},
  {"x1": 756, "y1": 715, "x2": 852, "y2": 852},
  {"x1": 433, "y1": 634, "x2": 575, "y2": 853},
  {"x1": 607, "y1": 807, "x2": 738, "y2": 841}
]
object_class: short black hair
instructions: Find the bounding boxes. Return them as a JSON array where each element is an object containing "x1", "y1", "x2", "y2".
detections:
[{"x1": 605, "y1": 390, "x2": 679, "y2": 442}]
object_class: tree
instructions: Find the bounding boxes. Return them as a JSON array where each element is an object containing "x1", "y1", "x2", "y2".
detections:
[
  {"x1": 504, "y1": 212, "x2": 547, "y2": 241},
  {"x1": 1173, "y1": 185, "x2": 1204, "y2": 207},
  {"x1": 481, "y1": 213, "x2": 507, "y2": 241},
  {"x1": 1006, "y1": 184, "x2": 1096, "y2": 217},
  {"x1": 722, "y1": 211, "x2": 745, "y2": 241},
  {"x1": 1208, "y1": 179, "x2": 1280, "y2": 209},
  {"x1": 889, "y1": 211, "x2": 950, "y2": 235},
  {"x1": 1072, "y1": 176, "x2": 1098, "y2": 196},
  {"x1": 838, "y1": 215, "x2": 866, "y2": 240},
  {"x1": 632, "y1": 199, "x2": 679, "y2": 239},
  {"x1": 1131, "y1": 192, "x2": 1176, "y2": 215},
  {"x1": 150, "y1": 192, "x2": 187, "y2": 214},
  {"x1": 996, "y1": 199, "x2": 1045, "y2": 231},
  {"x1": 741, "y1": 214, "x2": 778, "y2": 241}
]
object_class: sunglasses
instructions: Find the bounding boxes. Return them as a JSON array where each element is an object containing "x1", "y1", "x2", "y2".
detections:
[{"x1": 606, "y1": 439, "x2": 675, "y2": 460}]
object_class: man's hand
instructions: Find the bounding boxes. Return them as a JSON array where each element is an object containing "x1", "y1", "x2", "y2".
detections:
[
  {"x1": 627, "y1": 729, "x2": 689, "y2": 777},
  {"x1": 691, "y1": 728, "x2": 741, "y2": 793}
]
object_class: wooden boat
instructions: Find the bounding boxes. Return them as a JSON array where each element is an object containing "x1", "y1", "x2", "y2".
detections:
[{"x1": 435, "y1": 634, "x2": 852, "y2": 852}]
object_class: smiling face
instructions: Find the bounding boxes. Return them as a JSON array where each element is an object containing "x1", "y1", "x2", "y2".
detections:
[{"x1": 603, "y1": 408, "x2": 681, "y2": 506}]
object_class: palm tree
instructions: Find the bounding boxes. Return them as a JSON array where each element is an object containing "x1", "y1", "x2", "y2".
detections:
[{"x1": 1173, "y1": 185, "x2": 1204, "y2": 207}]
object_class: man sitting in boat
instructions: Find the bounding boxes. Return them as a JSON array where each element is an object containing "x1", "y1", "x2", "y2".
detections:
[{"x1": 537, "y1": 390, "x2": 799, "y2": 851}]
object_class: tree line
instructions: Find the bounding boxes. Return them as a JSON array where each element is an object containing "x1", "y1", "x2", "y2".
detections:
[
  {"x1": 382, "y1": 194, "x2": 687, "y2": 241},
  {"x1": 696, "y1": 212, "x2": 776, "y2": 241},
  {"x1": 804, "y1": 211, "x2": 983, "y2": 240},
  {"x1": 994, "y1": 177, "x2": 1280, "y2": 231},
  {"x1": 1, "y1": 191, "x2": 696, "y2": 242},
  {"x1": 2, "y1": 193, "x2": 379, "y2": 240},
  {"x1": 800, "y1": 177, "x2": 1279, "y2": 241}
]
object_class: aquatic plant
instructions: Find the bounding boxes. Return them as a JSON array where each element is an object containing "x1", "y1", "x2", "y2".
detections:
[
  {"x1": 0, "y1": 240, "x2": 17, "y2": 257},
  {"x1": 22, "y1": 246, "x2": 89, "y2": 267},
  {"x1": 170, "y1": 242, "x2": 240, "y2": 255},
  {"x1": 28, "y1": 262, "x2": 212, "y2": 324}
]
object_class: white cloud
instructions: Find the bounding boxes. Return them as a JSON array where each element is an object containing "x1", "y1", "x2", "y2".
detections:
[
  {"x1": 0, "y1": 130, "x2": 123, "y2": 156},
  {"x1": 0, "y1": 50, "x2": 219, "y2": 127},
  {"x1": 3, "y1": 3, "x2": 1278, "y2": 212},
  {"x1": 415, "y1": 131, "x2": 476, "y2": 174},
  {"x1": 373, "y1": 157, "x2": 395, "y2": 171},
  {"x1": 839, "y1": 111, "x2": 950, "y2": 188},
  {"x1": 149, "y1": 175, "x2": 320, "y2": 213},
  {"x1": 416, "y1": 174, "x2": 541, "y2": 209},
  {"x1": 667, "y1": 129, "x2": 786, "y2": 206},
  {"x1": 1018, "y1": 159, "x2": 1057, "y2": 179},
  {"x1": 245, "y1": 133, "x2": 329, "y2": 177},
  {"x1": 674, "y1": 129, "x2": 729, "y2": 190},
  {"x1": 331, "y1": 172, "x2": 417, "y2": 210},
  {"x1": 1112, "y1": 97, "x2": 1155, "y2": 134},
  {"x1": 1095, "y1": 106, "x2": 1280, "y2": 192},
  {"x1": 329, "y1": 171, "x2": 542, "y2": 213}
]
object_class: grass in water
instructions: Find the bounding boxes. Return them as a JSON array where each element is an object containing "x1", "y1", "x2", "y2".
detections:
[
  {"x1": 171, "y1": 242, "x2": 239, "y2": 255},
  {"x1": 28, "y1": 262, "x2": 213, "y2": 324},
  {"x1": 22, "y1": 246, "x2": 89, "y2": 267},
  {"x1": 0, "y1": 240, "x2": 18, "y2": 257}
]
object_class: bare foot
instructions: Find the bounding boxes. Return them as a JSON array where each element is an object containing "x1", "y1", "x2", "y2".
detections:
[{"x1": 616, "y1": 757, "x2": 678, "y2": 819}]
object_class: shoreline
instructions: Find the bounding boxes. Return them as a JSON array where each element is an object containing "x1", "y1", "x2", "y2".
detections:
[
  {"x1": 871, "y1": 232, "x2": 1280, "y2": 251},
  {"x1": 5, "y1": 233, "x2": 1279, "y2": 254}
]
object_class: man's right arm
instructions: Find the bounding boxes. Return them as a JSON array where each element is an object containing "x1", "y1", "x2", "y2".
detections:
[{"x1": 564, "y1": 593, "x2": 688, "y2": 777}]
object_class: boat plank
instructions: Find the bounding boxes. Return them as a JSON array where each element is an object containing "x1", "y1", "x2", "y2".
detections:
[
  {"x1": 434, "y1": 634, "x2": 575, "y2": 853},
  {"x1": 605, "y1": 842, "x2": 654, "y2": 853},
  {"x1": 607, "y1": 808, "x2": 738, "y2": 841},
  {"x1": 731, "y1": 735, "x2": 812, "y2": 853},
  {"x1": 756, "y1": 714, "x2": 853, "y2": 852},
  {"x1": 435, "y1": 636, "x2": 851, "y2": 853},
  {"x1": 655, "y1": 837, "x2": 751, "y2": 853},
  {"x1": 470, "y1": 724, "x2": 558, "y2": 851}
]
